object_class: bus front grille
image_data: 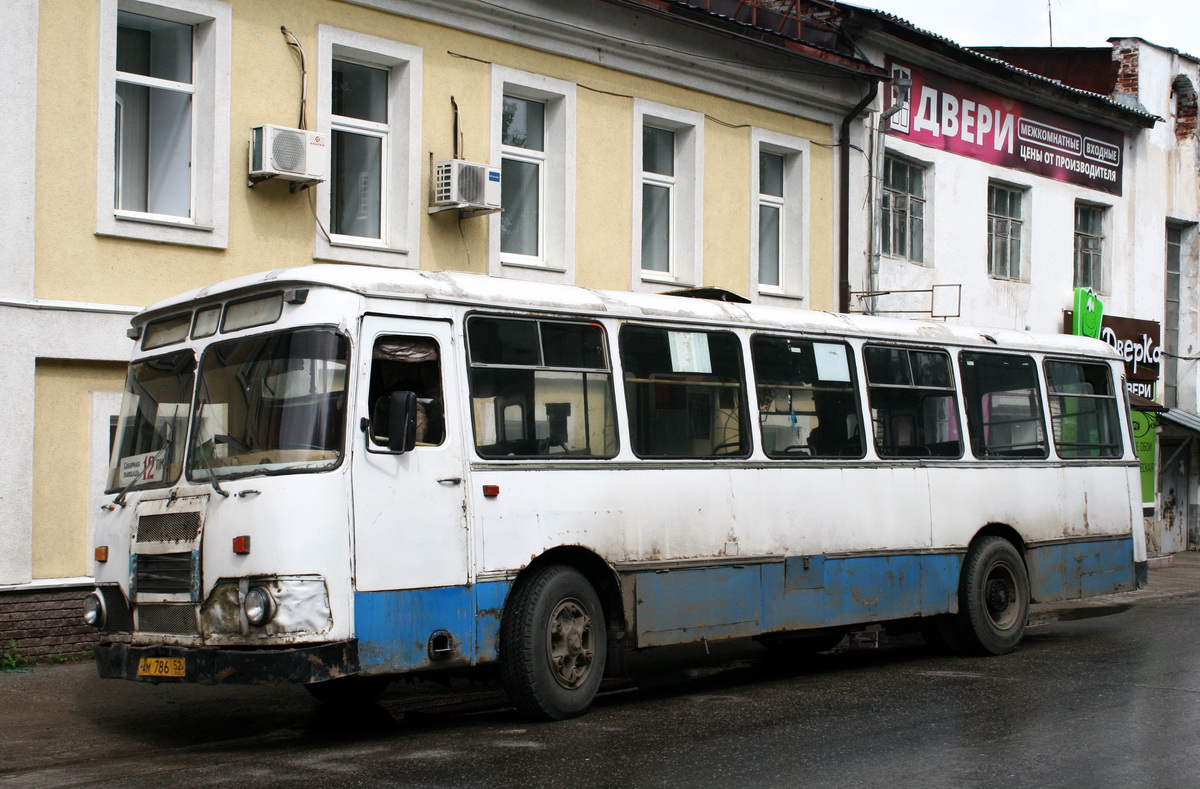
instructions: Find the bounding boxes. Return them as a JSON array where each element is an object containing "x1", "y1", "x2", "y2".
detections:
[
  {"x1": 136, "y1": 511, "x2": 201, "y2": 543},
  {"x1": 136, "y1": 604, "x2": 199, "y2": 635},
  {"x1": 133, "y1": 552, "x2": 196, "y2": 595}
]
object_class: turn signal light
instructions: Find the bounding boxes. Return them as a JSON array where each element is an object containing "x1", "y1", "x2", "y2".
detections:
[
  {"x1": 94, "y1": 546, "x2": 109, "y2": 563},
  {"x1": 232, "y1": 535, "x2": 251, "y2": 555},
  {"x1": 483, "y1": 485, "x2": 500, "y2": 497}
]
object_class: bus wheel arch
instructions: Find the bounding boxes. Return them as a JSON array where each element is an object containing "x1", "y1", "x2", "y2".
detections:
[
  {"x1": 931, "y1": 528, "x2": 1030, "y2": 656},
  {"x1": 499, "y1": 548, "x2": 621, "y2": 720}
]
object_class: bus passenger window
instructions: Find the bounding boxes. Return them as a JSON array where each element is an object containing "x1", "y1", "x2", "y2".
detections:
[
  {"x1": 751, "y1": 335, "x2": 864, "y2": 458},
  {"x1": 466, "y1": 316, "x2": 618, "y2": 459},
  {"x1": 1044, "y1": 360, "x2": 1122, "y2": 458},
  {"x1": 960, "y1": 352, "x2": 1047, "y2": 459},
  {"x1": 864, "y1": 346, "x2": 962, "y2": 459},
  {"x1": 368, "y1": 336, "x2": 444, "y2": 447},
  {"x1": 620, "y1": 326, "x2": 749, "y2": 458}
]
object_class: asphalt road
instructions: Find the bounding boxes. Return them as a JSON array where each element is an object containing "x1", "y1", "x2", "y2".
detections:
[{"x1": 3, "y1": 593, "x2": 1200, "y2": 789}]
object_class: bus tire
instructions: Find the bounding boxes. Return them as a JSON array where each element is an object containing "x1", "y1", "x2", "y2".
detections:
[
  {"x1": 500, "y1": 565, "x2": 607, "y2": 721},
  {"x1": 946, "y1": 536, "x2": 1030, "y2": 656}
]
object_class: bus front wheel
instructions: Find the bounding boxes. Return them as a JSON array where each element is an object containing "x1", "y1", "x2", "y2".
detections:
[
  {"x1": 500, "y1": 565, "x2": 607, "y2": 721},
  {"x1": 937, "y1": 536, "x2": 1030, "y2": 656}
]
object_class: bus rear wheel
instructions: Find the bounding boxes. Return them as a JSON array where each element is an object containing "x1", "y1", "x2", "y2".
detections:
[
  {"x1": 500, "y1": 565, "x2": 607, "y2": 721},
  {"x1": 939, "y1": 536, "x2": 1030, "y2": 656}
]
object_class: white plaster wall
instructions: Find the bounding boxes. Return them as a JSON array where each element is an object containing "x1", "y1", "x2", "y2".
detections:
[
  {"x1": 0, "y1": 0, "x2": 36, "y2": 301},
  {"x1": 0, "y1": 303, "x2": 137, "y2": 586}
]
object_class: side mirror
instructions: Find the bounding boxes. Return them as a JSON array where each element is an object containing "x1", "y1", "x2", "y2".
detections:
[{"x1": 374, "y1": 390, "x2": 418, "y2": 454}]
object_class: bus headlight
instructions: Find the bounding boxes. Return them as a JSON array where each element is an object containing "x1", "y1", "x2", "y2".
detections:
[
  {"x1": 244, "y1": 586, "x2": 277, "y2": 626},
  {"x1": 83, "y1": 592, "x2": 106, "y2": 628}
]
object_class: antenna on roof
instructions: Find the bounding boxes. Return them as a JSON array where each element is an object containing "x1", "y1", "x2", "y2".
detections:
[{"x1": 1047, "y1": 0, "x2": 1055, "y2": 46}]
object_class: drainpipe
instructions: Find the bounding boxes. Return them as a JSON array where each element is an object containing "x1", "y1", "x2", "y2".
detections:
[{"x1": 838, "y1": 81, "x2": 878, "y2": 314}]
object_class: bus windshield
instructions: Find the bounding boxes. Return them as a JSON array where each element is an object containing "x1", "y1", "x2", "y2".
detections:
[
  {"x1": 189, "y1": 328, "x2": 349, "y2": 481},
  {"x1": 106, "y1": 350, "x2": 196, "y2": 492}
]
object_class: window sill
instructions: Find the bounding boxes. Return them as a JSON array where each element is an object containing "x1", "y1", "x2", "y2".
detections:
[
  {"x1": 757, "y1": 289, "x2": 806, "y2": 303},
  {"x1": 640, "y1": 272, "x2": 683, "y2": 286},
  {"x1": 315, "y1": 236, "x2": 415, "y2": 268},
  {"x1": 96, "y1": 210, "x2": 226, "y2": 249},
  {"x1": 501, "y1": 258, "x2": 567, "y2": 274},
  {"x1": 114, "y1": 210, "x2": 212, "y2": 232}
]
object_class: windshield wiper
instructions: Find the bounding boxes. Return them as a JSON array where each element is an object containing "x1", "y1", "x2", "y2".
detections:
[{"x1": 196, "y1": 447, "x2": 230, "y2": 499}]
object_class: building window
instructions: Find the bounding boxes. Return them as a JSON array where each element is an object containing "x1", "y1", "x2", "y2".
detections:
[
  {"x1": 1074, "y1": 203, "x2": 1105, "y2": 292},
  {"x1": 490, "y1": 69, "x2": 575, "y2": 281},
  {"x1": 758, "y1": 152, "x2": 784, "y2": 288},
  {"x1": 1165, "y1": 225, "x2": 1184, "y2": 407},
  {"x1": 987, "y1": 183, "x2": 1024, "y2": 281},
  {"x1": 316, "y1": 27, "x2": 422, "y2": 267},
  {"x1": 115, "y1": 12, "x2": 193, "y2": 218},
  {"x1": 632, "y1": 101, "x2": 703, "y2": 290},
  {"x1": 330, "y1": 59, "x2": 387, "y2": 240},
  {"x1": 881, "y1": 155, "x2": 925, "y2": 263},
  {"x1": 96, "y1": 0, "x2": 231, "y2": 248},
  {"x1": 501, "y1": 95, "x2": 545, "y2": 258},
  {"x1": 642, "y1": 125, "x2": 675, "y2": 274},
  {"x1": 751, "y1": 131, "x2": 810, "y2": 302}
]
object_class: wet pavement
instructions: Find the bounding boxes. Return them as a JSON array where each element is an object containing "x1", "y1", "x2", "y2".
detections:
[{"x1": 3, "y1": 553, "x2": 1199, "y2": 788}]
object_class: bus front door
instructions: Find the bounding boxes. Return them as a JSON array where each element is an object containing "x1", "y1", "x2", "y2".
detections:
[{"x1": 352, "y1": 317, "x2": 469, "y2": 595}]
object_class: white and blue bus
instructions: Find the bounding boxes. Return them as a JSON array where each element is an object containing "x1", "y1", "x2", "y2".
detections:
[{"x1": 87, "y1": 265, "x2": 1144, "y2": 720}]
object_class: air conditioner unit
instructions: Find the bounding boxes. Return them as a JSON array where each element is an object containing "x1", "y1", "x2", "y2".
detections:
[
  {"x1": 249, "y1": 125, "x2": 328, "y2": 184},
  {"x1": 434, "y1": 160, "x2": 501, "y2": 210}
]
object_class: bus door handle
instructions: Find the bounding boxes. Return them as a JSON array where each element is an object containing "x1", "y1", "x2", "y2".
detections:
[{"x1": 437, "y1": 477, "x2": 463, "y2": 485}]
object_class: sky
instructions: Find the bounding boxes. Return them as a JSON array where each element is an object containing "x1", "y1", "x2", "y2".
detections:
[{"x1": 850, "y1": 0, "x2": 1200, "y2": 54}]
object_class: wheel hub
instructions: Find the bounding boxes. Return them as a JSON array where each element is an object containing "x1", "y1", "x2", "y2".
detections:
[
  {"x1": 984, "y1": 563, "x2": 1019, "y2": 630},
  {"x1": 547, "y1": 598, "x2": 593, "y2": 689}
]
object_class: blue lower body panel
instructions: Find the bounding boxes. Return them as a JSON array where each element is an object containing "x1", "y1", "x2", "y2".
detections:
[
  {"x1": 1025, "y1": 537, "x2": 1135, "y2": 602},
  {"x1": 354, "y1": 581, "x2": 509, "y2": 672},
  {"x1": 631, "y1": 553, "x2": 962, "y2": 648},
  {"x1": 352, "y1": 537, "x2": 1134, "y2": 671}
]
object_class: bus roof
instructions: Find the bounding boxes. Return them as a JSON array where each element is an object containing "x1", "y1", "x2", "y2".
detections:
[{"x1": 138, "y1": 264, "x2": 1120, "y2": 359}]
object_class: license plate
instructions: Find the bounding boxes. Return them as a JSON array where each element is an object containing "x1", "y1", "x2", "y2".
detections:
[{"x1": 137, "y1": 656, "x2": 186, "y2": 678}]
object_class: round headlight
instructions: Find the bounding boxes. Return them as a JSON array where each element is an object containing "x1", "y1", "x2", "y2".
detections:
[
  {"x1": 244, "y1": 586, "x2": 276, "y2": 627},
  {"x1": 83, "y1": 592, "x2": 106, "y2": 628}
]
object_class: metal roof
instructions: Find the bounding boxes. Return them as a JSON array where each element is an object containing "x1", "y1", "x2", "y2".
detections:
[{"x1": 834, "y1": 1, "x2": 1161, "y2": 127}]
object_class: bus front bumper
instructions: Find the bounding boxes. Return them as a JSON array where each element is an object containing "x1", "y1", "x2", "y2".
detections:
[{"x1": 95, "y1": 639, "x2": 360, "y2": 685}]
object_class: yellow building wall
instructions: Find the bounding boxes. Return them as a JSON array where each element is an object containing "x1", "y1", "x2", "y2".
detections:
[
  {"x1": 32, "y1": 360, "x2": 126, "y2": 579},
  {"x1": 35, "y1": 0, "x2": 838, "y2": 308}
]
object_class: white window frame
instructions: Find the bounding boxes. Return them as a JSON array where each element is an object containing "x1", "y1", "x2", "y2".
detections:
[
  {"x1": 315, "y1": 27, "x2": 422, "y2": 267},
  {"x1": 751, "y1": 129, "x2": 810, "y2": 303},
  {"x1": 632, "y1": 100, "x2": 703, "y2": 291},
  {"x1": 489, "y1": 67, "x2": 576, "y2": 283},
  {"x1": 95, "y1": 0, "x2": 230, "y2": 248}
]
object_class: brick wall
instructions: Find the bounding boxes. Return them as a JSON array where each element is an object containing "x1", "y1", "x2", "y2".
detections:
[
  {"x1": 0, "y1": 586, "x2": 99, "y2": 662},
  {"x1": 1113, "y1": 41, "x2": 1139, "y2": 97}
]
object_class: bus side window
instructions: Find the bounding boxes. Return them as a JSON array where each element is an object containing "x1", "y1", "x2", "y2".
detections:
[
  {"x1": 466, "y1": 316, "x2": 618, "y2": 459},
  {"x1": 1044, "y1": 359, "x2": 1122, "y2": 458},
  {"x1": 368, "y1": 336, "x2": 444, "y2": 447},
  {"x1": 750, "y1": 335, "x2": 864, "y2": 458},
  {"x1": 619, "y1": 325, "x2": 750, "y2": 458},
  {"x1": 960, "y1": 352, "x2": 1048, "y2": 459},
  {"x1": 864, "y1": 346, "x2": 963, "y2": 459}
]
